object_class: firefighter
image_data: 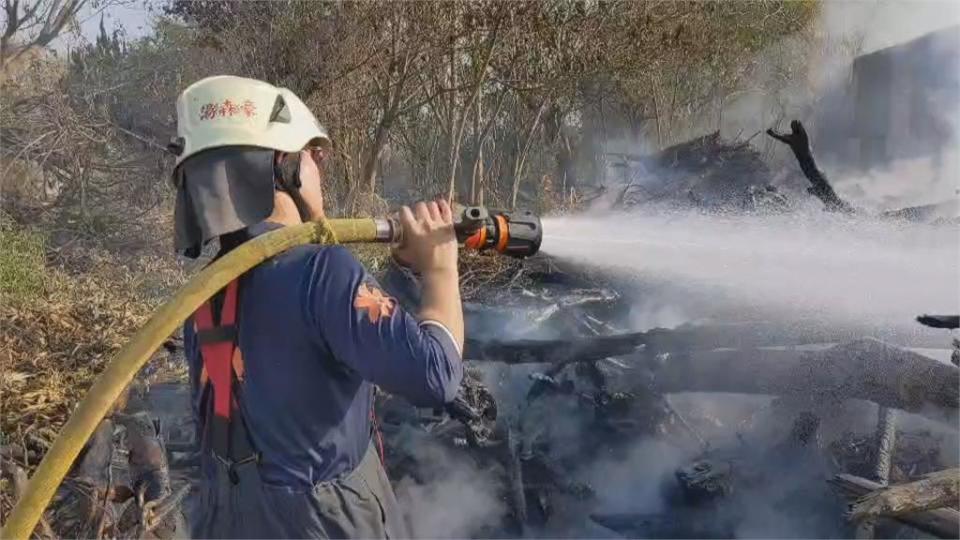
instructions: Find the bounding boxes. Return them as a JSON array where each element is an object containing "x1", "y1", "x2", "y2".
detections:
[{"x1": 170, "y1": 76, "x2": 463, "y2": 538}]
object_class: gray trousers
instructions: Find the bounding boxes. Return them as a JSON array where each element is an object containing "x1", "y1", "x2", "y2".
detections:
[{"x1": 190, "y1": 444, "x2": 409, "y2": 539}]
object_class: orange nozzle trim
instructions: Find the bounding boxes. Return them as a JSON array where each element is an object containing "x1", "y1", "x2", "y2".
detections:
[
  {"x1": 494, "y1": 214, "x2": 509, "y2": 253},
  {"x1": 464, "y1": 226, "x2": 487, "y2": 250}
]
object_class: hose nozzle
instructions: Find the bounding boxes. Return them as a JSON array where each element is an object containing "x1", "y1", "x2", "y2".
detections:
[
  {"x1": 375, "y1": 205, "x2": 543, "y2": 259},
  {"x1": 456, "y1": 205, "x2": 542, "y2": 258}
]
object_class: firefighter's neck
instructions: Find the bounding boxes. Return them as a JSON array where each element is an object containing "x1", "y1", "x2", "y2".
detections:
[{"x1": 267, "y1": 191, "x2": 305, "y2": 226}]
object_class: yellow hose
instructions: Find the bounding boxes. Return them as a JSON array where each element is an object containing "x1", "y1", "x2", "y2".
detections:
[{"x1": 2, "y1": 218, "x2": 381, "y2": 539}]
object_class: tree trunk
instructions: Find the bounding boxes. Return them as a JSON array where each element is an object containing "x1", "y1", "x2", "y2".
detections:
[
  {"x1": 445, "y1": 7, "x2": 459, "y2": 200},
  {"x1": 361, "y1": 121, "x2": 390, "y2": 194},
  {"x1": 510, "y1": 101, "x2": 547, "y2": 209},
  {"x1": 448, "y1": 22, "x2": 500, "y2": 201},
  {"x1": 544, "y1": 105, "x2": 577, "y2": 198},
  {"x1": 470, "y1": 96, "x2": 483, "y2": 204},
  {"x1": 469, "y1": 88, "x2": 507, "y2": 205}
]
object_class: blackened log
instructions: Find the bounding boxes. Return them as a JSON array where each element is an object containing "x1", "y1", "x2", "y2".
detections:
[
  {"x1": 465, "y1": 319, "x2": 951, "y2": 365},
  {"x1": 503, "y1": 427, "x2": 527, "y2": 534},
  {"x1": 469, "y1": 335, "x2": 957, "y2": 416},
  {"x1": 830, "y1": 473, "x2": 960, "y2": 539},
  {"x1": 917, "y1": 315, "x2": 960, "y2": 330},
  {"x1": 766, "y1": 120, "x2": 854, "y2": 213},
  {"x1": 49, "y1": 419, "x2": 117, "y2": 539},
  {"x1": 117, "y1": 412, "x2": 171, "y2": 505},
  {"x1": 646, "y1": 339, "x2": 958, "y2": 417},
  {"x1": 114, "y1": 412, "x2": 182, "y2": 539},
  {"x1": 590, "y1": 512, "x2": 736, "y2": 538},
  {"x1": 465, "y1": 332, "x2": 648, "y2": 364}
]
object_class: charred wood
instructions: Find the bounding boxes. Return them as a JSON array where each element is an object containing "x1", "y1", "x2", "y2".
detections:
[
  {"x1": 503, "y1": 427, "x2": 527, "y2": 534},
  {"x1": 646, "y1": 339, "x2": 958, "y2": 418},
  {"x1": 676, "y1": 459, "x2": 734, "y2": 502},
  {"x1": 872, "y1": 407, "x2": 898, "y2": 485},
  {"x1": 830, "y1": 473, "x2": 960, "y2": 539},
  {"x1": 49, "y1": 419, "x2": 118, "y2": 539},
  {"x1": 590, "y1": 512, "x2": 736, "y2": 538},
  {"x1": 443, "y1": 370, "x2": 498, "y2": 448},
  {"x1": 766, "y1": 120, "x2": 854, "y2": 214},
  {"x1": 856, "y1": 406, "x2": 898, "y2": 538},
  {"x1": 851, "y1": 468, "x2": 960, "y2": 522},
  {"x1": 465, "y1": 332, "x2": 648, "y2": 364},
  {"x1": 113, "y1": 412, "x2": 183, "y2": 539},
  {"x1": 116, "y1": 412, "x2": 171, "y2": 505},
  {"x1": 470, "y1": 335, "x2": 958, "y2": 416},
  {"x1": 466, "y1": 319, "x2": 952, "y2": 365},
  {"x1": 917, "y1": 315, "x2": 960, "y2": 330}
]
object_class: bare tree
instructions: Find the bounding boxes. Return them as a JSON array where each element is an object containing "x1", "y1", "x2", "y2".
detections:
[{"x1": 0, "y1": 0, "x2": 86, "y2": 76}]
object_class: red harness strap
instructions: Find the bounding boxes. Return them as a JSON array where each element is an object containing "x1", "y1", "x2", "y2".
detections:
[{"x1": 194, "y1": 280, "x2": 240, "y2": 449}]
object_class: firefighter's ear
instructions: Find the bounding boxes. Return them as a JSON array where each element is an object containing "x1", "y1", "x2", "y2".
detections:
[{"x1": 273, "y1": 152, "x2": 301, "y2": 190}]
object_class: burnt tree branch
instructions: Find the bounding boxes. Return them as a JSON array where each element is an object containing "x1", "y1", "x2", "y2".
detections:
[
  {"x1": 646, "y1": 339, "x2": 958, "y2": 418},
  {"x1": 917, "y1": 315, "x2": 960, "y2": 330},
  {"x1": 767, "y1": 120, "x2": 854, "y2": 213},
  {"x1": 466, "y1": 319, "x2": 954, "y2": 365},
  {"x1": 468, "y1": 335, "x2": 959, "y2": 417}
]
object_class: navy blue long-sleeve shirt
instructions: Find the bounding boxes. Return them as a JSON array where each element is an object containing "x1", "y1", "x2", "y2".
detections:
[{"x1": 183, "y1": 222, "x2": 463, "y2": 487}]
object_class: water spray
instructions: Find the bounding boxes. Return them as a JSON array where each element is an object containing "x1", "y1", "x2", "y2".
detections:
[{"x1": 540, "y1": 210, "x2": 959, "y2": 323}]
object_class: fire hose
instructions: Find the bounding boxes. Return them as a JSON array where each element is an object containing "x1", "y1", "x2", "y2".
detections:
[{"x1": 2, "y1": 206, "x2": 541, "y2": 539}]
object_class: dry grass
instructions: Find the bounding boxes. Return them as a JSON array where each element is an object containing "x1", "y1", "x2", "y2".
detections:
[{"x1": 0, "y1": 238, "x2": 187, "y2": 522}]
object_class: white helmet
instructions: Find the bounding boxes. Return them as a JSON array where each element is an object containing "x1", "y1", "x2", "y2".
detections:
[
  {"x1": 171, "y1": 75, "x2": 331, "y2": 167},
  {"x1": 171, "y1": 76, "x2": 331, "y2": 257}
]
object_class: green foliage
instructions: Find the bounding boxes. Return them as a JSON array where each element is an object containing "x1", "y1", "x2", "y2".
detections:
[{"x1": 0, "y1": 220, "x2": 46, "y2": 301}]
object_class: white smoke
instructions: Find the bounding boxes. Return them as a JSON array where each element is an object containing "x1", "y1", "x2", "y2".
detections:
[
  {"x1": 821, "y1": 0, "x2": 960, "y2": 55},
  {"x1": 392, "y1": 427, "x2": 506, "y2": 538},
  {"x1": 816, "y1": 1, "x2": 960, "y2": 211}
]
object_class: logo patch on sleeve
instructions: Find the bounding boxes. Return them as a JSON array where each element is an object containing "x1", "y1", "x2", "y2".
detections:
[{"x1": 354, "y1": 283, "x2": 396, "y2": 323}]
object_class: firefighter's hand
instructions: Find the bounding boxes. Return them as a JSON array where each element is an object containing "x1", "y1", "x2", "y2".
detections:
[{"x1": 392, "y1": 199, "x2": 458, "y2": 274}]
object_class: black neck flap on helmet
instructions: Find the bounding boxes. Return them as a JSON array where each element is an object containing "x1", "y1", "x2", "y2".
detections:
[{"x1": 174, "y1": 147, "x2": 276, "y2": 258}]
